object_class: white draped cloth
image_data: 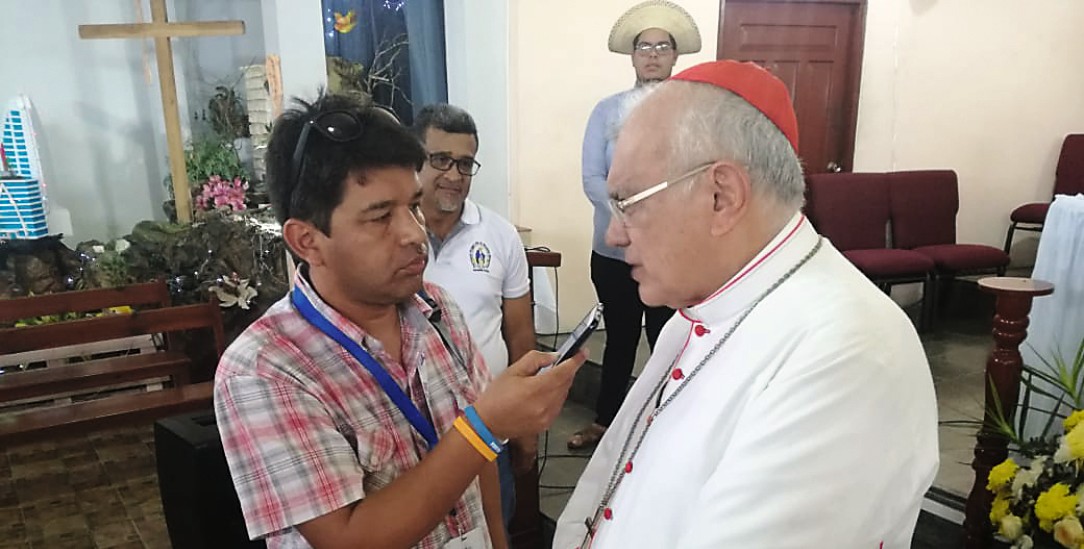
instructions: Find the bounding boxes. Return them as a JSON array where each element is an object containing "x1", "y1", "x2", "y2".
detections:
[
  {"x1": 1020, "y1": 194, "x2": 1084, "y2": 440},
  {"x1": 554, "y1": 214, "x2": 939, "y2": 549}
]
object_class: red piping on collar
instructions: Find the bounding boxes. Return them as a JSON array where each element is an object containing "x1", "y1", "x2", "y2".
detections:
[{"x1": 684, "y1": 215, "x2": 807, "y2": 316}]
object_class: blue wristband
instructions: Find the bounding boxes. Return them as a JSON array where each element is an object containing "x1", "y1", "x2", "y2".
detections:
[{"x1": 464, "y1": 406, "x2": 503, "y2": 454}]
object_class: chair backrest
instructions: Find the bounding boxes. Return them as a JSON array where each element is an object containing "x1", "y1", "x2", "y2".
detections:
[
  {"x1": 888, "y1": 170, "x2": 959, "y2": 249},
  {"x1": 0, "y1": 281, "x2": 171, "y2": 324},
  {"x1": 805, "y1": 172, "x2": 890, "y2": 251},
  {"x1": 0, "y1": 302, "x2": 226, "y2": 357},
  {"x1": 1054, "y1": 134, "x2": 1084, "y2": 196}
]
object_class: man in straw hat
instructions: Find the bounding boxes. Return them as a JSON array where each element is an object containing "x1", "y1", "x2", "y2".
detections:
[
  {"x1": 555, "y1": 60, "x2": 939, "y2": 547},
  {"x1": 570, "y1": 0, "x2": 702, "y2": 451}
]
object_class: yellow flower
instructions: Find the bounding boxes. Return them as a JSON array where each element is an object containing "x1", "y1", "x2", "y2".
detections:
[
  {"x1": 991, "y1": 493, "x2": 1011, "y2": 525},
  {"x1": 999, "y1": 514, "x2": 1024, "y2": 541},
  {"x1": 1035, "y1": 483, "x2": 1079, "y2": 532},
  {"x1": 1053, "y1": 516, "x2": 1084, "y2": 548},
  {"x1": 1056, "y1": 424, "x2": 1084, "y2": 464},
  {"x1": 989, "y1": 458, "x2": 1020, "y2": 493},
  {"x1": 1065, "y1": 410, "x2": 1084, "y2": 432},
  {"x1": 1069, "y1": 425, "x2": 1084, "y2": 459}
]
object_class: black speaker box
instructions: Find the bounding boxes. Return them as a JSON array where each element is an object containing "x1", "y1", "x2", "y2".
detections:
[{"x1": 155, "y1": 410, "x2": 266, "y2": 549}]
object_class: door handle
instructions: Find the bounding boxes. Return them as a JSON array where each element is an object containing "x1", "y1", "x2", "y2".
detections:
[{"x1": 827, "y1": 161, "x2": 843, "y2": 173}]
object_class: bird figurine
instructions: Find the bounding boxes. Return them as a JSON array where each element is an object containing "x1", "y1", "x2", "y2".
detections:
[{"x1": 333, "y1": 10, "x2": 357, "y2": 34}]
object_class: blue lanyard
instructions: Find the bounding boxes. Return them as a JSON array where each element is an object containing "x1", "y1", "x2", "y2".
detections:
[{"x1": 291, "y1": 286, "x2": 440, "y2": 449}]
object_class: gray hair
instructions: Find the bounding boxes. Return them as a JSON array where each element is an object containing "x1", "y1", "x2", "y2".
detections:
[
  {"x1": 609, "y1": 82, "x2": 662, "y2": 142},
  {"x1": 668, "y1": 81, "x2": 805, "y2": 211},
  {"x1": 411, "y1": 103, "x2": 478, "y2": 145}
]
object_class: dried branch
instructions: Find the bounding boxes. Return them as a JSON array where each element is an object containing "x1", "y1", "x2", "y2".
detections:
[{"x1": 366, "y1": 33, "x2": 410, "y2": 106}]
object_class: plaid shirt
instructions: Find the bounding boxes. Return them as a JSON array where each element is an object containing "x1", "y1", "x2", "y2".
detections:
[{"x1": 214, "y1": 273, "x2": 491, "y2": 549}]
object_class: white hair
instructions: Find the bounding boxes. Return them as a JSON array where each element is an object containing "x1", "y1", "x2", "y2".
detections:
[
  {"x1": 668, "y1": 81, "x2": 805, "y2": 211},
  {"x1": 608, "y1": 82, "x2": 662, "y2": 142}
]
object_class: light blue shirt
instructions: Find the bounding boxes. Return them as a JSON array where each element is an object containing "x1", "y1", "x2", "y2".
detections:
[{"x1": 582, "y1": 88, "x2": 635, "y2": 261}]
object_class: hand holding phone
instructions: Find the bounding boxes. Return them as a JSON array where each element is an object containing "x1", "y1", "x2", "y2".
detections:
[{"x1": 542, "y1": 303, "x2": 603, "y2": 373}]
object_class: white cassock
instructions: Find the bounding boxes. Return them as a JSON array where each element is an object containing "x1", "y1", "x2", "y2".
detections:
[{"x1": 555, "y1": 214, "x2": 939, "y2": 549}]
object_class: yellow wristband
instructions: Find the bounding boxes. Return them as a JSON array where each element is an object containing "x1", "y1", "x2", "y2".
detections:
[{"x1": 454, "y1": 416, "x2": 498, "y2": 461}]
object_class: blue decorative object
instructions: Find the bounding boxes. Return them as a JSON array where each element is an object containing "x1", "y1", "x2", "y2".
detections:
[{"x1": 0, "y1": 177, "x2": 48, "y2": 239}]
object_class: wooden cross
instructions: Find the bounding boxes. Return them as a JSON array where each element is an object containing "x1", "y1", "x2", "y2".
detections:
[{"x1": 78, "y1": 0, "x2": 245, "y2": 223}]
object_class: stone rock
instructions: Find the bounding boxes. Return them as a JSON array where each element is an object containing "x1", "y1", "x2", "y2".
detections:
[
  {"x1": 0, "y1": 269, "x2": 18, "y2": 299},
  {"x1": 13, "y1": 251, "x2": 64, "y2": 295}
]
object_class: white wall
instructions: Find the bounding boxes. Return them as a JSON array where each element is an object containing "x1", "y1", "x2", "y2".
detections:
[
  {"x1": 175, "y1": 0, "x2": 266, "y2": 136},
  {"x1": 509, "y1": 0, "x2": 720, "y2": 331},
  {"x1": 445, "y1": 0, "x2": 511, "y2": 217},
  {"x1": 0, "y1": 0, "x2": 272, "y2": 242},
  {"x1": 854, "y1": 0, "x2": 1084, "y2": 263},
  {"x1": 0, "y1": 1, "x2": 172, "y2": 240},
  {"x1": 261, "y1": 0, "x2": 326, "y2": 105}
]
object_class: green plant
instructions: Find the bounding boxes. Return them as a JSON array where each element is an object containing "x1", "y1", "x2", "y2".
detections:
[
  {"x1": 208, "y1": 85, "x2": 250, "y2": 140},
  {"x1": 184, "y1": 137, "x2": 247, "y2": 187},
  {"x1": 96, "y1": 251, "x2": 131, "y2": 288},
  {"x1": 945, "y1": 337, "x2": 1084, "y2": 548}
]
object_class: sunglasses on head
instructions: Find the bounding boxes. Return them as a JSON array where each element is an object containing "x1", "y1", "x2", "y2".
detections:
[{"x1": 288, "y1": 107, "x2": 400, "y2": 215}]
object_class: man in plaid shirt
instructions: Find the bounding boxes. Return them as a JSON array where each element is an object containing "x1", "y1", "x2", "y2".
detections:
[{"x1": 214, "y1": 93, "x2": 586, "y2": 549}]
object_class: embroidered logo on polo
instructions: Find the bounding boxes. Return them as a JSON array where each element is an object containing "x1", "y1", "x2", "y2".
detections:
[{"x1": 469, "y1": 241, "x2": 491, "y2": 272}]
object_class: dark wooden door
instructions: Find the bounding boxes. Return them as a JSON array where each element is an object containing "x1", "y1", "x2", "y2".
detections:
[{"x1": 718, "y1": 0, "x2": 865, "y2": 174}]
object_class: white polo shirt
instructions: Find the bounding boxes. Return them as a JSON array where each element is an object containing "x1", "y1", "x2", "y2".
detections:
[{"x1": 424, "y1": 199, "x2": 531, "y2": 377}]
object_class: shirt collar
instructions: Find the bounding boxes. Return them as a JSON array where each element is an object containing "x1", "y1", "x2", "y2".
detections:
[
  {"x1": 679, "y1": 212, "x2": 819, "y2": 326},
  {"x1": 460, "y1": 198, "x2": 481, "y2": 225},
  {"x1": 293, "y1": 264, "x2": 437, "y2": 339}
]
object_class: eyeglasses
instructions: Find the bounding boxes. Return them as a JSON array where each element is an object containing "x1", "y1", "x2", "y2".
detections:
[
  {"x1": 634, "y1": 42, "x2": 674, "y2": 56},
  {"x1": 288, "y1": 107, "x2": 398, "y2": 216},
  {"x1": 608, "y1": 162, "x2": 714, "y2": 225},
  {"x1": 427, "y1": 153, "x2": 481, "y2": 177}
]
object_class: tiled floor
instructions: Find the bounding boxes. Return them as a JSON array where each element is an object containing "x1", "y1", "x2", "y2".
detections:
[
  {"x1": 0, "y1": 279, "x2": 1001, "y2": 548},
  {"x1": 1, "y1": 426, "x2": 169, "y2": 548}
]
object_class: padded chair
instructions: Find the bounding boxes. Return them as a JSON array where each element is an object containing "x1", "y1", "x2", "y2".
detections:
[
  {"x1": 888, "y1": 170, "x2": 1009, "y2": 323},
  {"x1": 1004, "y1": 134, "x2": 1084, "y2": 254},
  {"x1": 805, "y1": 172, "x2": 936, "y2": 332}
]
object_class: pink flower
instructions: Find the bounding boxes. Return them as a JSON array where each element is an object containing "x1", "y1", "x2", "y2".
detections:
[{"x1": 196, "y1": 175, "x2": 249, "y2": 212}]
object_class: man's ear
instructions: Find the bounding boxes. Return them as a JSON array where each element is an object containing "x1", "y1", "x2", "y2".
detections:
[
  {"x1": 282, "y1": 218, "x2": 328, "y2": 267},
  {"x1": 706, "y1": 161, "x2": 752, "y2": 237}
]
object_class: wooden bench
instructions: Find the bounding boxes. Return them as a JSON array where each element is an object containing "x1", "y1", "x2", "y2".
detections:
[
  {"x1": 0, "y1": 351, "x2": 191, "y2": 403},
  {"x1": 0, "y1": 281, "x2": 225, "y2": 444},
  {"x1": 0, "y1": 382, "x2": 215, "y2": 445}
]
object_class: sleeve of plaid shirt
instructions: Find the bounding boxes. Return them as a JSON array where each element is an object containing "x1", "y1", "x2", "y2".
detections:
[{"x1": 215, "y1": 366, "x2": 366, "y2": 540}]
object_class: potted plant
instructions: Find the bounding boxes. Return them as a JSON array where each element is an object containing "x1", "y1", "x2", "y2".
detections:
[
  {"x1": 976, "y1": 337, "x2": 1084, "y2": 548},
  {"x1": 162, "y1": 136, "x2": 249, "y2": 222},
  {"x1": 208, "y1": 85, "x2": 249, "y2": 141}
]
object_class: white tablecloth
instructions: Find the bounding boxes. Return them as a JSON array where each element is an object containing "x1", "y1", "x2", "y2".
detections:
[{"x1": 1020, "y1": 194, "x2": 1084, "y2": 439}]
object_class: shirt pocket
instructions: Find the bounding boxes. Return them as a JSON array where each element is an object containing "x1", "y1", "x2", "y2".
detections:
[{"x1": 347, "y1": 422, "x2": 399, "y2": 487}]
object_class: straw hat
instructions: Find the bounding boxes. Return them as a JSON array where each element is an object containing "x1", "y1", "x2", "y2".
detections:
[{"x1": 608, "y1": 1, "x2": 702, "y2": 55}]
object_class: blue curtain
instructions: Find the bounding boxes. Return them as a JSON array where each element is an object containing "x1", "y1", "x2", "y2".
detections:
[
  {"x1": 402, "y1": 0, "x2": 447, "y2": 118},
  {"x1": 322, "y1": 0, "x2": 448, "y2": 125}
]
